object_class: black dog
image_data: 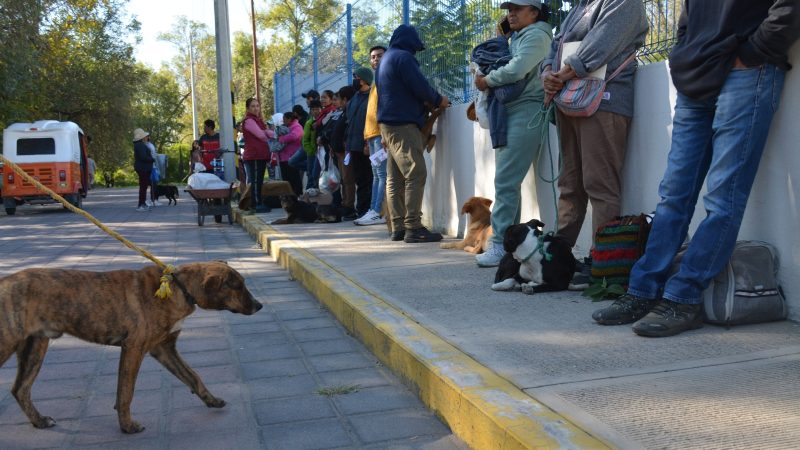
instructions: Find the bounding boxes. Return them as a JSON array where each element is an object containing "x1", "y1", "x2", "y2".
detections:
[
  {"x1": 154, "y1": 184, "x2": 179, "y2": 205},
  {"x1": 271, "y1": 195, "x2": 319, "y2": 224},
  {"x1": 492, "y1": 219, "x2": 575, "y2": 294},
  {"x1": 316, "y1": 204, "x2": 342, "y2": 223},
  {"x1": 103, "y1": 173, "x2": 114, "y2": 188}
]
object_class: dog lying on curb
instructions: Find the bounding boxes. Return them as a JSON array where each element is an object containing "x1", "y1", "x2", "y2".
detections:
[
  {"x1": 440, "y1": 196, "x2": 493, "y2": 254},
  {"x1": 0, "y1": 261, "x2": 262, "y2": 434},
  {"x1": 491, "y1": 219, "x2": 575, "y2": 294}
]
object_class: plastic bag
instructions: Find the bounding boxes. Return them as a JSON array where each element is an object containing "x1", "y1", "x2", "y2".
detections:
[
  {"x1": 150, "y1": 164, "x2": 161, "y2": 184},
  {"x1": 475, "y1": 90, "x2": 490, "y2": 130},
  {"x1": 318, "y1": 152, "x2": 340, "y2": 192}
]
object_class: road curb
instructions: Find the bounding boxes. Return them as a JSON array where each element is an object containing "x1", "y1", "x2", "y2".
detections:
[{"x1": 237, "y1": 211, "x2": 609, "y2": 450}]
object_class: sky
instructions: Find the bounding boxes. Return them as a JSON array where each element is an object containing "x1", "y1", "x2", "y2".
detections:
[{"x1": 129, "y1": 0, "x2": 254, "y2": 69}]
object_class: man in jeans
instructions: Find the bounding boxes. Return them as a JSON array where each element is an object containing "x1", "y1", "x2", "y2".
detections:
[
  {"x1": 376, "y1": 25, "x2": 449, "y2": 243},
  {"x1": 593, "y1": 0, "x2": 799, "y2": 337}
]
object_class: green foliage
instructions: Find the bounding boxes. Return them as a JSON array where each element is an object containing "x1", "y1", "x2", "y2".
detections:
[
  {"x1": 131, "y1": 65, "x2": 187, "y2": 154},
  {"x1": 582, "y1": 278, "x2": 627, "y2": 302},
  {"x1": 257, "y1": 0, "x2": 343, "y2": 56}
]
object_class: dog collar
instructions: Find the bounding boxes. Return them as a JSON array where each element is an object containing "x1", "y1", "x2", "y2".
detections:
[
  {"x1": 171, "y1": 274, "x2": 197, "y2": 307},
  {"x1": 519, "y1": 232, "x2": 553, "y2": 263}
]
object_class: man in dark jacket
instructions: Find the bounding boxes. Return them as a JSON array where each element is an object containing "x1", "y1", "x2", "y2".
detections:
[
  {"x1": 132, "y1": 128, "x2": 155, "y2": 211},
  {"x1": 377, "y1": 24, "x2": 449, "y2": 243},
  {"x1": 592, "y1": 0, "x2": 800, "y2": 337},
  {"x1": 343, "y1": 67, "x2": 374, "y2": 219}
]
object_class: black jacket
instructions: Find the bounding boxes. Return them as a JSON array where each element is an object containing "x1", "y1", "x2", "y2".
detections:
[
  {"x1": 669, "y1": 0, "x2": 800, "y2": 99},
  {"x1": 133, "y1": 140, "x2": 154, "y2": 172}
]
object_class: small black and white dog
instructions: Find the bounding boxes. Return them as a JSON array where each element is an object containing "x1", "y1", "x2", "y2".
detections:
[{"x1": 492, "y1": 219, "x2": 575, "y2": 294}]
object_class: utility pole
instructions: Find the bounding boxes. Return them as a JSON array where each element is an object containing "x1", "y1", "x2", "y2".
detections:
[
  {"x1": 250, "y1": 0, "x2": 261, "y2": 106},
  {"x1": 189, "y1": 31, "x2": 199, "y2": 141},
  {"x1": 214, "y1": 0, "x2": 235, "y2": 182}
]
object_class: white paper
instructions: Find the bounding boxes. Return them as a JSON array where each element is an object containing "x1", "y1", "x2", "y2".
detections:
[
  {"x1": 561, "y1": 41, "x2": 607, "y2": 79},
  {"x1": 369, "y1": 148, "x2": 388, "y2": 167}
]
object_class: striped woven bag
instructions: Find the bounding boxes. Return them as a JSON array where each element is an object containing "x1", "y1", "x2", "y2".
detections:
[
  {"x1": 553, "y1": 53, "x2": 636, "y2": 118},
  {"x1": 590, "y1": 214, "x2": 652, "y2": 286}
]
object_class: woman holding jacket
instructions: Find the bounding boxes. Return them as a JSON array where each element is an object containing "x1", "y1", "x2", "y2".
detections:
[
  {"x1": 473, "y1": 0, "x2": 553, "y2": 267},
  {"x1": 241, "y1": 97, "x2": 271, "y2": 213}
]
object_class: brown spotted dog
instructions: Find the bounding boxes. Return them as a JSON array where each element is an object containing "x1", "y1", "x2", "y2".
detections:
[
  {"x1": 0, "y1": 261, "x2": 262, "y2": 434},
  {"x1": 440, "y1": 196, "x2": 493, "y2": 254}
]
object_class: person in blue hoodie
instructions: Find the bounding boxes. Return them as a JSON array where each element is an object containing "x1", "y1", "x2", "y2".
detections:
[{"x1": 377, "y1": 24, "x2": 449, "y2": 244}]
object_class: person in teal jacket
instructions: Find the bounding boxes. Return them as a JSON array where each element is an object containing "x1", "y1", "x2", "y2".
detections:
[{"x1": 473, "y1": 0, "x2": 553, "y2": 267}]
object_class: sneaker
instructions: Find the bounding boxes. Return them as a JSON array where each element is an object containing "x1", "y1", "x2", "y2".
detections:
[
  {"x1": 632, "y1": 300, "x2": 703, "y2": 337},
  {"x1": 355, "y1": 210, "x2": 386, "y2": 226},
  {"x1": 592, "y1": 293, "x2": 655, "y2": 325},
  {"x1": 354, "y1": 210, "x2": 378, "y2": 225},
  {"x1": 152, "y1": 200, "x2": 162, "y2": 206},
  {"x1": 390, "y1": 230, "x2": 405, "y2": 241},
  {"x1": 404, "y1": 227, "x2": 442, "y2": 243},
  {"x1": 135, "y1": 205, "x2": 148, "y2": 212},
  {"x1": 475, "y1": 241, "x2": 506, "y2": 267}
]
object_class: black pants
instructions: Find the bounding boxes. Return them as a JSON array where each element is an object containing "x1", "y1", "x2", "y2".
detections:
[
  {"x1": 243, "y1": 159, "x2": 267, "y2": 205},
  {"x1": 280, "y1": 162, "x2": 303, "y2": 196},
  {"x1": 135, "y1": 168, "x2": 151, "y2": 207},
  {"x1": 342, "y1": 151, "x2": 374, "y2": 216}
]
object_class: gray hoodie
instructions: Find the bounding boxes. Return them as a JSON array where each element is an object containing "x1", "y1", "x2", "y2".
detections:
[{"x1": 541, "y1": 0, "x2": 648, "y2": 117}]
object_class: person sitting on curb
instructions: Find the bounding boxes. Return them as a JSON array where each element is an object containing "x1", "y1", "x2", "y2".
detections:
[{"x1": 592, "y1": 0, "x2": 800, "y2": 338}]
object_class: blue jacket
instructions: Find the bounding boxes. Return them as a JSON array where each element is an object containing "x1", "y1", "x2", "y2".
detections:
[
  {"x1": 345, "y1": 89, "x2": 369, "y2": 153},
  {"x1": 376, "y1": 25, "x2": 443, "y2": 129}
]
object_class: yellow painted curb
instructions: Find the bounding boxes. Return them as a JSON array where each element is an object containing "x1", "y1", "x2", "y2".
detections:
[{"x1": 236, "y1": 211, "x2": 610, "y2": 450}]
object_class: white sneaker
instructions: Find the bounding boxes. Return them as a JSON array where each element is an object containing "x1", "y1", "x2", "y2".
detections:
[
  {"x1": 355, "y1": 210, "x2": 386, "y2": 226},
  {"x1": 354, "y1": 210, "x2": 378, "y2": 225},
  {"x1": 145, "y1": 200, "x2": 153, "y2": 207},
  {"x1": 475, "y1": 241, "x2": 506, "y2": 267},
  {"x1": 136, "y1": 205, "x2": 148, "y2": 212},
  {"x1": 153, "y1": 200, "x2": 162, "y2": 206}
]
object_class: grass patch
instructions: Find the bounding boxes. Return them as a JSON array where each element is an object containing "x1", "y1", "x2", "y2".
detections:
[{"x1": 316, "y1": 384, "x2": 361, "y2": 397}]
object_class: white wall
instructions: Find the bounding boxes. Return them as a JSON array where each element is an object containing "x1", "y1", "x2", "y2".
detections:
[{"x1": 422, "y1": 44, "x2": 800, "y2": 320}]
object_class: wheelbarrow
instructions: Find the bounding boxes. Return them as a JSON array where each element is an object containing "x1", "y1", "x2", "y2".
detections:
[{"x1": 185, "y1": 183, "x2": 235, "y2": 226}]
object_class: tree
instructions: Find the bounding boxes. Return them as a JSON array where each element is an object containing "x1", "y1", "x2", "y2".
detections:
[
  {"x1": 257, "y1": 0, "x2": 343, "y2": 56},
  {"x1": 131, "y1": 65, "x2": 187, "y2": 153}
]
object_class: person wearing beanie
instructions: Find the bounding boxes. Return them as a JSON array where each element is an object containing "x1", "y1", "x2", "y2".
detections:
[
  {"x1": 341, "y1": 67, "x2": 374, "y2": 220},
  {"x1": 355, "y1": 45, "x2": 388, "y2": 226}
]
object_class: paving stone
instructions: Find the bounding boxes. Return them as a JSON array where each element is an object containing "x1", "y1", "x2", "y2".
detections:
[
  {"x1": 290, "y1": 327, "x2": 346, "y2": 343},
  {"x1": 29, "y1": 378, "x2": 90, "y2": 400},
  {"x1": 333, "y1": 386, "x2": 422, "y2": 415},
  {"x1": 267, "y1": 299, "x2": 321, "y2": 311},
  {"x1": 233, "y1": 331, "x2": 290, "y2": 348},
  {"x1": 254, "y1": 395, "x2": 336, "y2": 425},
  {"x1": 0, "y1": 396, "x2": 84, "y2": 425},
  {"x1": 182, "y1": 349, "x2": 234, "y2": 368},
  {"x1": 299, "y1": 338, "x2": 358, "y2": 357},
  {"x1": 168, "y1": 403, "x2": 249, "y2": 434},
  {"x1": 237, "y1": 343, "x2": 301, "y2": 363},
  {"x1": 176, "y1": 337, "x2": 232, "y2": 353},
  {"x1": 229, "y1": 321, "x2": 282, "y2": 335},
  {"x1": 349, "y1": 409, "x2": 450, "y2": 443},
  {"x1": 260, "y1": 418, "x2": 353, "y2": 450},
  {"x1": 226, "y1": 310, "x2": 276, "y2": 325},
  {"x1": 318, "y1": 368, "x2": 392, "y2": 390},
  {"x1": 168, "y1": 364, "x2": 239, "y2": 386},
  {"x1": 35, "y1": 361, "x2": 97, "y2": 381},
  {"x1": 0, "y1": 421, "x2": 74, "y2": 448},
  {"x1": 275, "y1": 307, "x2": 330, "y2": 321},
  {"x1": 95, "y1": 371, "x2": 162, "y2": 394},
  {"x1": 167, "y1": 427, "x2": 262, "y2": 450},
  {"x1": 241, "y1": 358, "x2": 308, "y2": 380},
  {"x1": 248, "y1": 374, "x2": 319, "y2": 400},
  {"x1": 70, "y1": 415, "x2": 159, "y2": 446},
  {"x1": 308, "y1": 352, "x2": 377, "y2": 373}
]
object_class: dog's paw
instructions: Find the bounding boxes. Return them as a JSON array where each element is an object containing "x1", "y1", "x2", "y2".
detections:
[
  {"x1": 32, "y1": 416, "x2": 56, "y2": 429},
  {"x1": 204, "y1": 396, "x2": 226, "y2": 408},
  {"x1": 521, "y1": 283, "x2": 537, "y2": 295},
  {"x1": 491, "y1": 279, "x2": 519, "y2": 291},
  {"x1": 120, "y1": 420, "x2": 145, "y2": 434}
]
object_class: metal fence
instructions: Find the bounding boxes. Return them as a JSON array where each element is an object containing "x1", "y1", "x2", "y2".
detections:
[{"x1": 274, "y1": 0, "x2": 680, "y2": 113}]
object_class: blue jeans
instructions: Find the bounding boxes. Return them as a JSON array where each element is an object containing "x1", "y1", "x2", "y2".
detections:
[
  {"x1": 368, "y1": 136, "x2": 387, "y2": 212},
  {"x1": 628, "y1": 65, "x2": 785, "y2": 304}
]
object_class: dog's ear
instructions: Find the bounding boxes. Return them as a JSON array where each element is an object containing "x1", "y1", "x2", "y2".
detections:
[
  {"x1": 481, "y1": 198, "x2": 493, "y2": 207},
  {"x1": 526, "y1": 219, "x2": 545, "y2": 230}
]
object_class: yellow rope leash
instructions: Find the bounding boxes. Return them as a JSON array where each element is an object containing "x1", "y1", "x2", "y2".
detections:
[{"x1": 0, "y1": 155, "x2": 175, "y2": 300}]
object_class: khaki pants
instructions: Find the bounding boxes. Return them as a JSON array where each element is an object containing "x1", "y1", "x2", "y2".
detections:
[
  {"x1": 380, "y1": 123, "x2": 427, "y2": 231},
  {"x1": 556, "y1": 110, "x2": 631, "y2": 247}
]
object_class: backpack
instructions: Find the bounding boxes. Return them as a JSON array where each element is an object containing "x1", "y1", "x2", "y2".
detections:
[
  {"x1": 591, "y1": 214, "x2": 652, "y2": 286},
  {"x1": 702, "y1": 241, "x2": 787, "y2": 326}
]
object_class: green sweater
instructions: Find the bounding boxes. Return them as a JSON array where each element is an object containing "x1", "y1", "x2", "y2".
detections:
[
  {"x1": 302, "y1": 118, "x2": 317, "y2": 156},
  {"x1": 485, "y1": 21, "x2": 553, "y2": 112}
]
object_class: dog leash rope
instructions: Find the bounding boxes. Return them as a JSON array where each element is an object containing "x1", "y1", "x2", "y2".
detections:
[
  {"x1": 527, "y1": 102, "x2": 561, "y2": 233},
  {"x1": 0, "y1": 155, "x2": 176, "y2": 300}
]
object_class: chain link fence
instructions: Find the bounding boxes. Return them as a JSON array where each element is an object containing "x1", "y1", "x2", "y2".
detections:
[{"x1": 274, "y1": 0, "x2": 680, "y2": 112}]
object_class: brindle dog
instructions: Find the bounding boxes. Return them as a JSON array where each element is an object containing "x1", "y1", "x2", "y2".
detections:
[{"x1": 0, "y1": 261, "x2": 262, "y2": 434}]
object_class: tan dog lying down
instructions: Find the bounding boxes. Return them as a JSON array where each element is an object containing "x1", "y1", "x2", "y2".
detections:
[
  {"x1": 0, "y1": 261, "x2": 262, "y2": 434},
  {"x1": 440, "y1": 196, "x2": 493, "y2": 254}
]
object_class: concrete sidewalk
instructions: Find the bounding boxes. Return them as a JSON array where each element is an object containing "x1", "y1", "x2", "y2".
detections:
[
  {"x1": 241, "y1": 209, "x2": 800, "y2": 450},
  {"x1": 0, "y1": 189, "x2": 465, "y2": 449}
]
